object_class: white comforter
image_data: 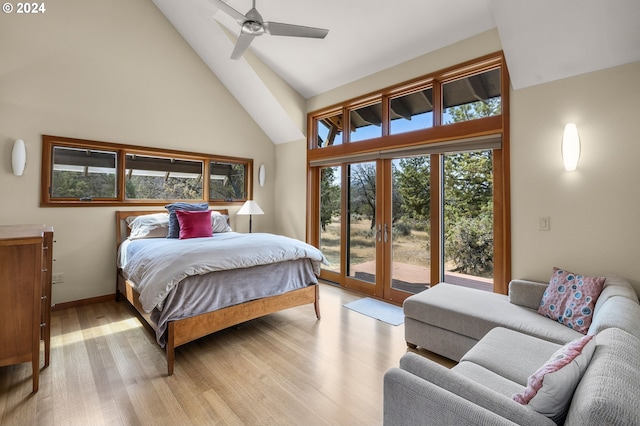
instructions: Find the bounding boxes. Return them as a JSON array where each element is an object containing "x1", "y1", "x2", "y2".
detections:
[{"x1": 118, "y1": 232, "x2": 326, "y2": 312}]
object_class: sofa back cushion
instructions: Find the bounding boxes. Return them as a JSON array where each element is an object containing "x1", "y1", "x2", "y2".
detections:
[
  {"x1": 592, "y1": 274, "x2": 638, "y2": 317},
  {"x1": 565, "y1": 328, "x2": 640, "y2": 426},
  {"x1": 588, "y1": 296, "x2": 640, "y2": 340}
]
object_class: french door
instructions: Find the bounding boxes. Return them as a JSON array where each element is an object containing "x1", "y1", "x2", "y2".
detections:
[{"x1": 317, "y1": 150, "x2": 494, "y2": 304}]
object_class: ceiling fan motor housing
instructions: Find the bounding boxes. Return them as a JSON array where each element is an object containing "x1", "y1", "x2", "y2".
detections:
[{"x1": 242, "y1": 20, "x2": 265, "y2": 35}]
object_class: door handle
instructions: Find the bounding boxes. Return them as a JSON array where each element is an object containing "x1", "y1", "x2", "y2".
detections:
[
  {"x1": 384, "y1": 223, "x2": 389, "y2": 243},
  {"x1": 377, "y1": 223, "x2": 382, "y2": 242}
]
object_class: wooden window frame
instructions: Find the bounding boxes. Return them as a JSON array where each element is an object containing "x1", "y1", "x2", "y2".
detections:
[
  {"x1": 41, "y1": 135, "x2": 253, "y2": 207},
  {"x1": 307, "y1": 52, "x2": 511, "y2": 293}
]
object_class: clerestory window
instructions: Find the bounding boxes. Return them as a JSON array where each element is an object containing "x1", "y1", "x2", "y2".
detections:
[{"x1": 41, "y1": 135, "x2": 252, "y2": 206}]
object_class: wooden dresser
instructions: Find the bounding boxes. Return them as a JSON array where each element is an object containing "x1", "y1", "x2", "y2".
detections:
[{"x1": 0, "y1": 225, "x2": 53, "y2": 393}]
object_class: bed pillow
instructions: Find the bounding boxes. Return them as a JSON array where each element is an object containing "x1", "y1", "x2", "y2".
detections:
[
  {"x1": 211, "y1": 211, "x2": 232, "y2": 233},
  {"x1": 165, "y1": 202, "x2": 209, "y2": 238},
  {"x1": 126, "y1": 213, "x2": 170, "y2": 239},
  {"x1": 176, "y1": 210, "x2": 213, "y2": 239},
  {"x1": 537, "y1": 267, "x2": 605, "y2": 333},
  {"x1": 512, "y1": 334, "x2": 596, "y2": 423}
]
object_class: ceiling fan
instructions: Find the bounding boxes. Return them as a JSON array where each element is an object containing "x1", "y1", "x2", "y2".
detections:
[{"x1": 211, "y1": 0, "x2": 329, "y2": 59}]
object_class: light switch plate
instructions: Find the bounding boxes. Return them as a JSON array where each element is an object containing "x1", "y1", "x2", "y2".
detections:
[{"x1": 538, "y1": 216, "x2": 550, "y2": 231}]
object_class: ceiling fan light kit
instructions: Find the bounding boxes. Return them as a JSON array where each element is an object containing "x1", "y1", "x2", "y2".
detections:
[{"x1": 212, "y1": 0, "x2": 328, "y2": 59}]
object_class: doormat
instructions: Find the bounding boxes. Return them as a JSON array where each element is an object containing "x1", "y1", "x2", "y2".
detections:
[{"x1": 343, "y1": 297, "x2": 404, "y2": 326}]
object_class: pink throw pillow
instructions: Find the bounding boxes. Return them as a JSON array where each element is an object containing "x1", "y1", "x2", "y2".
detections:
[
  {"x1": 176, "y1": 210, "x2": 213, "y2": 239},
  {"x1": 537, "y1": 267, "x2": 605, "y2": 334},
  {"x1": 512, "y1": 334, "x2": 596, "y2": 422}
]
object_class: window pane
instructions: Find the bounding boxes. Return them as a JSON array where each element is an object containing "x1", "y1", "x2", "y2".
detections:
[
  {"x1": 125, "y1": 154, "x2": 203, "y2": 200},
  {"x1": 442, "y1": 68, "x2": 501, "y2": 124},
  {"x1": 347, "y1": 162, "x2": 377, "y2": 284},
  {"x1": 209, "y1": 161, "x2": 247, "y2": 201},
  {"x1": 317, "y1": 112, "x2": 343, "y2": 147},
  {"x1": 390, "y1": 88, "x2": 434, "y2": 135},
  {"x1": 320, "y1": 166, "x2": 341, "y2": 273},
  {"x1": 443, "y1": 150, "x2": 493, "y2": 291},
  {"x1": 391, "y1": 156, "x2": 431, "y2": 294},
  {"x1": 350, "y1": 102, "x2": 382, "y2": 142},
  {"x1": 51, "y1": 146, "x2": 117, "y2": 199}
]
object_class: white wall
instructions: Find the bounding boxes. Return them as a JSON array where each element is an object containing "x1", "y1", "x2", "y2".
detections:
[
  {"x1": 3, "y1": 5, "x2": 637, "y2": 304},
  {"x1": 510, "y1": 61, "x2": 640, "y2": 293},
  {"x1": 274, "y1": 140, "x2": 307, "y2": 240},
  {"x1": 294, "y1": 30, "x2": 640, "y2": 295},
  {"x1": 0, "y1": 0, "x2": 276, "y2": 304}
]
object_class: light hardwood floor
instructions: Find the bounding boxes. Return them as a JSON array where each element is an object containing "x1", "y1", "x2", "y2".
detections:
[{"x1": 0, "y1": 283, "x2": 453, "y2": 425}]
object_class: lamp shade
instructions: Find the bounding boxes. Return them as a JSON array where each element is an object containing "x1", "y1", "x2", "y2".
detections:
[
  {"x1": 237, "y1": 200, "x2": 264, "y2": 216},
  {"x1": 562, "y1": 123, "x2": 580, "y2": 171},
  {"x1": 12, "y1": 139, "x2": 26, "y2": 176}
]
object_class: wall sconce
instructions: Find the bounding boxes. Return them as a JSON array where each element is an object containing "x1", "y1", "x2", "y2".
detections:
[
  {"x1": 258, "y1": 164, "x2": 266, "y2": 187},
  {"x1": 12, "y1": 139, "x2": 26, "y2": 176},
  {"x1": 562, "y1": 123, "x2": 580, "y2": 171}
]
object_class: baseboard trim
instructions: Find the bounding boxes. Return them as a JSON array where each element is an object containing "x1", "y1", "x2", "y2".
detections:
[{"x1": 52, "y1": 294, "x2": 115, "y2": 311}]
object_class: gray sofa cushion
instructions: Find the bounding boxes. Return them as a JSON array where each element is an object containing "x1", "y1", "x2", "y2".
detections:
[
  {"x1": 383, "y1": 367, "x2": 525, "y2": 426},
  {"x1": 404, "y1": 317, "x2": 478, "y2": 362},
  {"x1": 392, "y1": 352, "x2": 556, "y2": 426},
  {"x1": 588, "y1": 295, "x2": 640, "y2": 339},
  {"x1": 565, "y1": 328, "x2": 640, "y2": 426},
  {"x1": 396, "y1": 352, "x2": 553, "y2": 425},
  {"x1": 508, "y1": 279, "x2": 548, "y2": 310},
  {"x1": 460, "y1": 327, "x2": 560, "y2": 386},
  {"x1": 452, "y1": 361, "x2": 524, "y2": 398},
  {"x1": 596, "y1": 274, "x2": 638, "y2": 306},
  {"x1": 404, "y1": 283, "x2": 582, "y2": 345}
]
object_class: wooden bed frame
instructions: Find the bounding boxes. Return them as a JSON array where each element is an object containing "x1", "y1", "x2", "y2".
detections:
[{"x1": 115, "y1": 210, "x2": 320, "y2": 376}]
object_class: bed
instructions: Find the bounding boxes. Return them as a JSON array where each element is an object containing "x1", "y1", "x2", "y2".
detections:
[{"x1": 115, "y1": 209, "x2": 324, "y2": 375}]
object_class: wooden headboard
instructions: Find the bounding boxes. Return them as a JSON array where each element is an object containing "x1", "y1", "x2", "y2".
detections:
[{"x1": 116, "y1": 209, "x2": 230, "y2": 247}]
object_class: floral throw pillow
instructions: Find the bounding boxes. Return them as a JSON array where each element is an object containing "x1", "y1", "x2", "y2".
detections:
[{"x1": 538, "y1": 267, "x2": 605, "y2": 333}]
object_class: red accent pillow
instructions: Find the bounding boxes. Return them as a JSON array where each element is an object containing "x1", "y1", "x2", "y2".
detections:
[{"x1": 176, "y1": 210, "x2": 213, "y2": 239}]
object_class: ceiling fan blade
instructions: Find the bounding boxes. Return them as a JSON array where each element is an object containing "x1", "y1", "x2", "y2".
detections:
[
  {"x1": 264, "y1": 22, "x2": 328, "y2": 39},
  {"x1": 230, "y1": 32, "x2": 255, "y2": 59},
  {"x1": 209, "y1": 0, "x2": 246, "y2": 22}
]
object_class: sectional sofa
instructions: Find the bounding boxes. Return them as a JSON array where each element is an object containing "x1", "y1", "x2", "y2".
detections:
[{"x1": 384, "y1": 273, "x2": 640, "y2": 425}]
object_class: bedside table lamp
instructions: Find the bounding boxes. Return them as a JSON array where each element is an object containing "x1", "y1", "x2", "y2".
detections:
[{"x1": 237, "y1": 200, "x2": 264, "y2": 233}]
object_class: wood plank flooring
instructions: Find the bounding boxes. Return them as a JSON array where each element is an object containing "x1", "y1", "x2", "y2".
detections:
[{"x1": 0, "y1": 283, "x2": 454, "y2": 425}]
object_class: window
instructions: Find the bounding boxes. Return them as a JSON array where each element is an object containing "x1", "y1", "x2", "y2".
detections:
[
  {"x1": 209, "y1": 161, "x2": 247, "y2": 201},
  {"x1": 125, "y1": 154, "x2": 203, "y2": 200},
  {"x1": 41, "y1": 135, "x2": 253, "y2": 206},
  {"x1": 307, "y1": 53, "x2": 511, "y2": 298},
  {"x1": 316, "y1": 111, "x2": 343, "y2": 147},
  {"x1": 51, "y1": 146, "x2": 117, "y2": 200},
  {"x1": 350, "y1": 101, "x2": 382, "y2": 142},
  {"x1": 442, "y1": 68, "x2": 501, "y2": 124},
  {"x1": 390, "y1": 87, "x2": 434, "y2": 134}
]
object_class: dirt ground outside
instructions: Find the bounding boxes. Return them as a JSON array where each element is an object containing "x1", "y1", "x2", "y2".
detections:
[
  {"x1": 319, "y1": 215, "x2": 492, "y2": 292},
  {"x1": 321, "y1": 216, "x2": 428, "y2": 269}
]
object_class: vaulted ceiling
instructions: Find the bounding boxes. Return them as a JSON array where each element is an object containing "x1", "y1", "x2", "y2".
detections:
[{"x1": 153, "y1": 0, "x2": 640, "y2": 144}]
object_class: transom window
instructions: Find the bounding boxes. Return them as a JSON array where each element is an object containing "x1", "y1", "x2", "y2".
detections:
[
  {"x1": 41, "y1": 135, "x2": 252, "y2": 206},
  {"x1": 310, "y1": 60, "x2": 502, "y2": 148}
]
